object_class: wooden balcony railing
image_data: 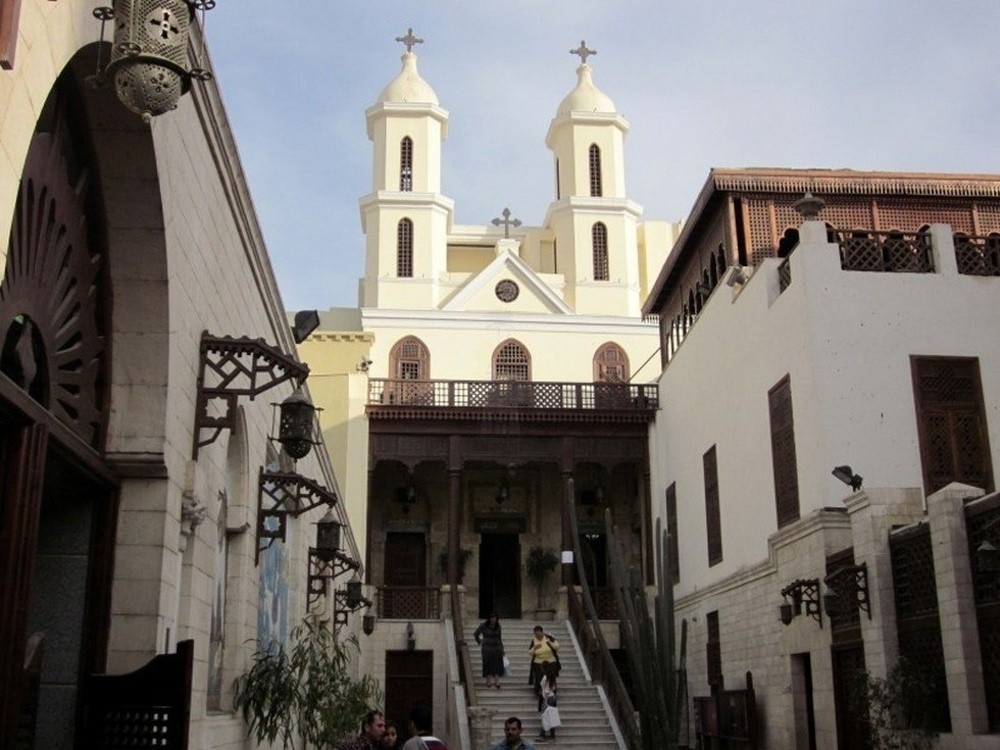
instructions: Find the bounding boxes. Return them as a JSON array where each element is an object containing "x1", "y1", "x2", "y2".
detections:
[
  {"x1": 835, "y1": 229, "x2": 934, "y2": 273},
  {"x1": 375, "y1": 586, "x2": 441, "y2": 620},
  {"x1": 955, "y1": 234, "x2": 1000, "y2": 277},
  {"x1": 368, "y1": 379, "x2": 659, "y2": 412}
]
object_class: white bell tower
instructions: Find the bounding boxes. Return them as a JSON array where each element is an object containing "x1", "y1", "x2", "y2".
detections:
[{"x1": 359, "y1": 29, "x2": 453, "y2": 309}]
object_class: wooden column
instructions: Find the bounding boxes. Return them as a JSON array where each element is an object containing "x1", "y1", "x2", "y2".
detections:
[
  {"x1": 561, "y1": 437, "x2": 575, "y2": 587},
  {"x1": 640, "y1": 465, "x2": 654, "y2": 585},
  {"x1": 447, "y1": 437, "x2": 462, "y2": 586}
]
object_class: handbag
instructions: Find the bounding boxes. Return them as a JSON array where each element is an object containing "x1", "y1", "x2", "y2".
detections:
[
  {"x1": 541, "y1": 705, "x2": 561, "y2": 731},
  {"x1": 502, "y1": 655, "x2": 511, "y2": 677}
]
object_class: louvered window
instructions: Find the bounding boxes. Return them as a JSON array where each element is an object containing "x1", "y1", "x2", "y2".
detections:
[
  {"x1": 769, "y1": 376, "x2": 800, "y2": 527},
  {"x1": 665, "y1": 483, "x2": 679, "y2": 583},
  {"x1": 397, "y1": 218, "x2": 413, "y2": 277},
  {"x1": 493, "y1": 339, "x2": 530, "y2": 381},
  {"x1": 593, "y1": 222, "x2": 609, "y2": 281},
  {"x1": 589, "y1": 143, "x2": 602, "y2": 197},
  {"x1": 400, "y1": 137, "x2": 413, "y2": 191},
  {"x1": 704, "y1": 446, "x2": 722, "y2": 565},
  {"x1": 594, "y1": 342, "x2": 629, "y2": 382},
  {"x1": 390, "y1": 336, "x2": 429, "y2": 380},
  {"x1": 912, "y1": 356, "x2": 993, "y2": 494}
]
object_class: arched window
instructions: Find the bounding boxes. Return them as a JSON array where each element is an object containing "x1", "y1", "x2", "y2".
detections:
[
  {"x1": 400, "y1": 137, "x2": 413, "y2": 191},
  {"x1": 594, "y1": 342, "x2": 629, "y2": 382},
  {"x1": 492, "y1": 339, "x2": 530, "y2": 381},
  {"x1": 390, "y1": 336, "x2": 430, "y2": 380},
  {"x1": 397, "y1": 218, "x2": 413, "y2": 277},
  {"x1": 589, "y1": 144, "x2": 602, "y2": 197},
  {"x1": 592, "y1": 222, "x2": 609, "y2": 280}
]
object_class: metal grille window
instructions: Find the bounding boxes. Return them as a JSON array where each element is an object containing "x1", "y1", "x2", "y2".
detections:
[
  {"x1": 593, "y1": 222, "x2": 609, "y2": 281},
  {"x1": 706, "y1": 611, "x2": 722, "y2": 688},
  {"x1": 593, "y1": 342, "x2": 629, "y2": 382},
  {"x1": 396, "y1": 218, "x2": 413, "y2": 277},
  {"x1": 399, "y1": 136, "x2": 413, "y2": 191},
  {"x1": 912, "y1": 356, "x2": 994, "y2": 494},
  {"x1": 769, "y1": 376, "x2": 800, "y2": 527},
  {"x1": 589, "y1": 143, "x2": 602, "y2": 197},
  {"x1": 665, "y1": 483, "x2": 679, "y2": 583},
  {"x1": 704, "y1": 446, "x2": 722, "y2": 566},
  {"x1": 492, "y1": 339, "x2": 530, "y2": 381}
]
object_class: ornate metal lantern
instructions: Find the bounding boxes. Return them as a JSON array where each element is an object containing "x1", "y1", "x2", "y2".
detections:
[
  {"x1": 94, "y1": 1, "x2": 214, "y2": 121},
  {"x1": 346, "y1": 577, "x2": 363, "y2": 609},
  {"x1": 278, "y1": 386, "x2": 317, "y2": 460},
  {"x1": 314, "y1": 507, "x2": 342, "y2": 561}
]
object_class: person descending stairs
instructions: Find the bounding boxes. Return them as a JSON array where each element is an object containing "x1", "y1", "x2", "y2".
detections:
[{"x1": 466, "y1": 619, "x2": 623, "y2": 749}]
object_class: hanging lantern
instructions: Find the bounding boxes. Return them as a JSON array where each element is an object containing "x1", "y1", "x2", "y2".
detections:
[
  {"x1": 279, "y1": 386, "x2": 316, "y2": 460},
  {"x1": 346, "y1": 578, "x2": 363, "y2": 609},
  {"x1": 314, "y1": 507, "x2": 341, "y2": 561},
  {"x1": 97, "y1": 1, "x2": 214, "y2": 122}
]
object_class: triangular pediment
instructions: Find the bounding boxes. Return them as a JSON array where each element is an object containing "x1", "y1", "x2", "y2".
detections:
[{"x1": 439, "y1": 248, "x2": 573, "y2": 314}]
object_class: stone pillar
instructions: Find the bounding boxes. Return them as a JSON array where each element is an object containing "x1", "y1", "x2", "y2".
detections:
[
  {"x1": 927, "y1": 482, "x2": 989, "y2": 735},
  {"x1": 448, "y1": 436, "x2": 462, "y2": 587},
  {"x1": 467, "y1": 705, "x2": 497, "y2": 750}
]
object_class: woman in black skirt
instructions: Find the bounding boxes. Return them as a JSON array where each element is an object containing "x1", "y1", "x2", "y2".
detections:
[{"x1": 473, "y1": 611, "x2": 505, "y2": 688}]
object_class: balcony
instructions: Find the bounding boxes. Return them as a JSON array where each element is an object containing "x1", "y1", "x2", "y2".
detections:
[{"x1": 367, "y1": 378, "x2": 659, "y2": 422}]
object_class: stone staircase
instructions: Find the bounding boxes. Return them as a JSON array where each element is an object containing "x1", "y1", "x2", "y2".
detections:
[{"x1": 465, "y1": 619, "x2": 622, "y2": 749}]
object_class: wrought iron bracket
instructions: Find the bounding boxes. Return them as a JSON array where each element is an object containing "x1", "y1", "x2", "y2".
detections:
[
  {"x1": 193, "y1": 331, "x2": 309, "y2": 458},
  {"x1": 824, "y1": 562, "x2": 871, "y2": 619},
  {"x1": 332, "y1": 588, "x2": 373, "y2": 627},
  {"x1": 256, "y1": 469, "x2": 337, "y2": 564},
  {"x1": 306, "y1": 550, "x2": 361, "y2": 611},
  {"x1": 781, "y1": 578, "x2": 822, "y2": 627}
]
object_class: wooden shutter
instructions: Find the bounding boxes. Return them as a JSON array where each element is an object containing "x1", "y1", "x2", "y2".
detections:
[
  {"x1": 704, "y1": 446, "x2": 722, "y2": 566},
  {"x1": 665, "y1": 483, "x2": 679, "y2": 583},
  {"x1": 912, "y1": 356, "x2": 993, "y2": 494},
  {"x1": 769, "y1": 376, "x2": 800, "y2": 527}
]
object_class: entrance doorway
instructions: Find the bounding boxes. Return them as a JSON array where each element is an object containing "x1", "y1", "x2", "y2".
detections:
[
  {"x1": 385, "y1": 650, "x2": 433, "y2": 733},
  {"x1": 479, "y1": 533, "x2": 520, "y2": 618},
  {"x1": 832, "y1": 643, "x2": 867, "y2": 750}
]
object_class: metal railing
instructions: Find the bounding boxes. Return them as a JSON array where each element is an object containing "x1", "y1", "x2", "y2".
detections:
[
  {"x1": 835, "y1": 229, "x2": 934, "y2": 273},
  {"x1": 375, "y1": 586, "x2": 441, "y2": 620},
  {"x1": 451, "y1": 586, "x2": 477, "y2": 709},
  {"x1": 954, "y1": 234, "x2": 1000, "y2": 277},
  {"x1": 368, "y1": 379, "x2": 659, "y2": 412}
]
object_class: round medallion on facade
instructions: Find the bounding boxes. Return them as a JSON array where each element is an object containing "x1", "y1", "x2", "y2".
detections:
[{"x1": 495, "y1": 279, "x2": 519, "y2": 303}]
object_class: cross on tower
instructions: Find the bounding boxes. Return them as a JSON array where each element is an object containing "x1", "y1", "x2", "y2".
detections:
[
  {"x1": 492, "y1": 208, "x2": 522, "y2": 239},
  {"x1": 395, "y1": 27, "x2": 424, "y2": 53},
  {"x1": 570, "y1": 40, "x2": 596, "y2": 64}
]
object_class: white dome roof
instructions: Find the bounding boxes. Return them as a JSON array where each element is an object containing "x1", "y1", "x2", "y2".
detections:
[
  {"x1": 556, "y1": 64, "x2": 616, "y2": 116},
  {"x1": 376, "y1": 52, "x2": 439, "y2": 105}
]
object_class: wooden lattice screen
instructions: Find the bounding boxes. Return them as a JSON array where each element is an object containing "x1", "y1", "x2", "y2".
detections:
[
  {"x1": 768, "y1": 376, "x2": 800, "y2": 528},
  {"x1": 703, "y1": 446, "x2": 722, "y2": 566},
  {"x1": 966, "y1": 497, "x2": 1000, "y2": 730},
  {"x1": 888, "y1": 524, "x2": 952, "y2": 733}
]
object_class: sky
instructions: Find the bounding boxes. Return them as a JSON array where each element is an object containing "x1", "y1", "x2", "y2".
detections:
[{"x1": 206, "y1": 2, "x2": 1000, "y2": 312}]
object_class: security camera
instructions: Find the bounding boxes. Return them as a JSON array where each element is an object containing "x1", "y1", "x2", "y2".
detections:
[{"x1": 357, "y1": 358, "x2": 373, "y2": 373}]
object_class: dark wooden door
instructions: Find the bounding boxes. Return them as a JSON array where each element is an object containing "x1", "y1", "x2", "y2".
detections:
[
  {"x1": 385, "y1": 532, "x2": 426, "y2": 586},
  {"x1": 832, "y1": 643, "x2": 868, "y2": 750},
  {"x1": 479, "y1": 533, "x2": 520, "y2": 618},
  {"x1": 385, "y1": 650, "x2": 433, "y2": 735}
]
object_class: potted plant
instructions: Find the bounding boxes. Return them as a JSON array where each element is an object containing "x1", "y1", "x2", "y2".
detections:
[
  {"x1": 233, "y1": 618, "x2": 383, "y2": 748},
  {"x1": 437, "y1": 547, "x2": 473, "y2": 583},
  {"x1": 526, "y1": 546, "x2": 559, "y2": 619}
]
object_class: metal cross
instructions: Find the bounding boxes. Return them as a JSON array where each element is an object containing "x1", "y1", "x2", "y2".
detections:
[
  {"x1": 570, "y1": 40, "x2": 596, "y2": 64},
  {"x1": 492, "y1": 208, "x2": 522, "y2": 239},
  {"x1": 150, "y1": 10, "x2": 180, "y2": 42},
  {"x1": 395, "y1": 28, "x2": 424, "y2": 53}
]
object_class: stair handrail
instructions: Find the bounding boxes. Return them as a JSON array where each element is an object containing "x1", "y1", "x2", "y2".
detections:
[
  {"x1": 451, "y1": 584, "x2": 477, "y2": 708},
  {"x1": 566, "y1": 498, "x2": 641, "y2": 749}
]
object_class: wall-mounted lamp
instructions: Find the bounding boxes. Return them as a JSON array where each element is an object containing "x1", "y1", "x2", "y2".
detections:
[
  {"x1": 89, "y1": 1, "x2": 214, "y2": 122},
  {"x1": 725, "y1": 266, "x2": 748, "y2": 287},
  {"x1": 275, "y1": 386, "x2": 319, "y2": 460},
  {"x1": 976, "y1": 540, "x2": 1000, "y2": 573},
  {"x1": 193, "y1": 331, "x2": 309, "y2": 458},
  {"x1": 779, "y1": 578, "x2": 822, "y2": 627},
  {"x1": 332, "y1": 575, "x2": 372, "y2": 630},
  {"x1": 396, "y1": 480, "x2": 418, "y2": 514},
  {"x1": 306, "y1": 511, "x2": 360, "y2": 612},
  {"x1": 291, "y1": 310, "x2": 320, "y2": 344},
  {"x1": 257, "y1": 469, "x2": 338, "y2": 564},
  {"x1": 495, "y1": 478, "x2": 510, "y2": 505},
  {"x1": 823, "y1": 562, "x2": 871, "y2": 621},
  {"x1": 832, "y1": 465, "x2": 863, "y2": 492},
  {"x1": 362, "y1": 613, "x2": 377, "y2": 636},
  {"x1": 405, "y1": 621, "x2": 416, "y2": 651}
]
